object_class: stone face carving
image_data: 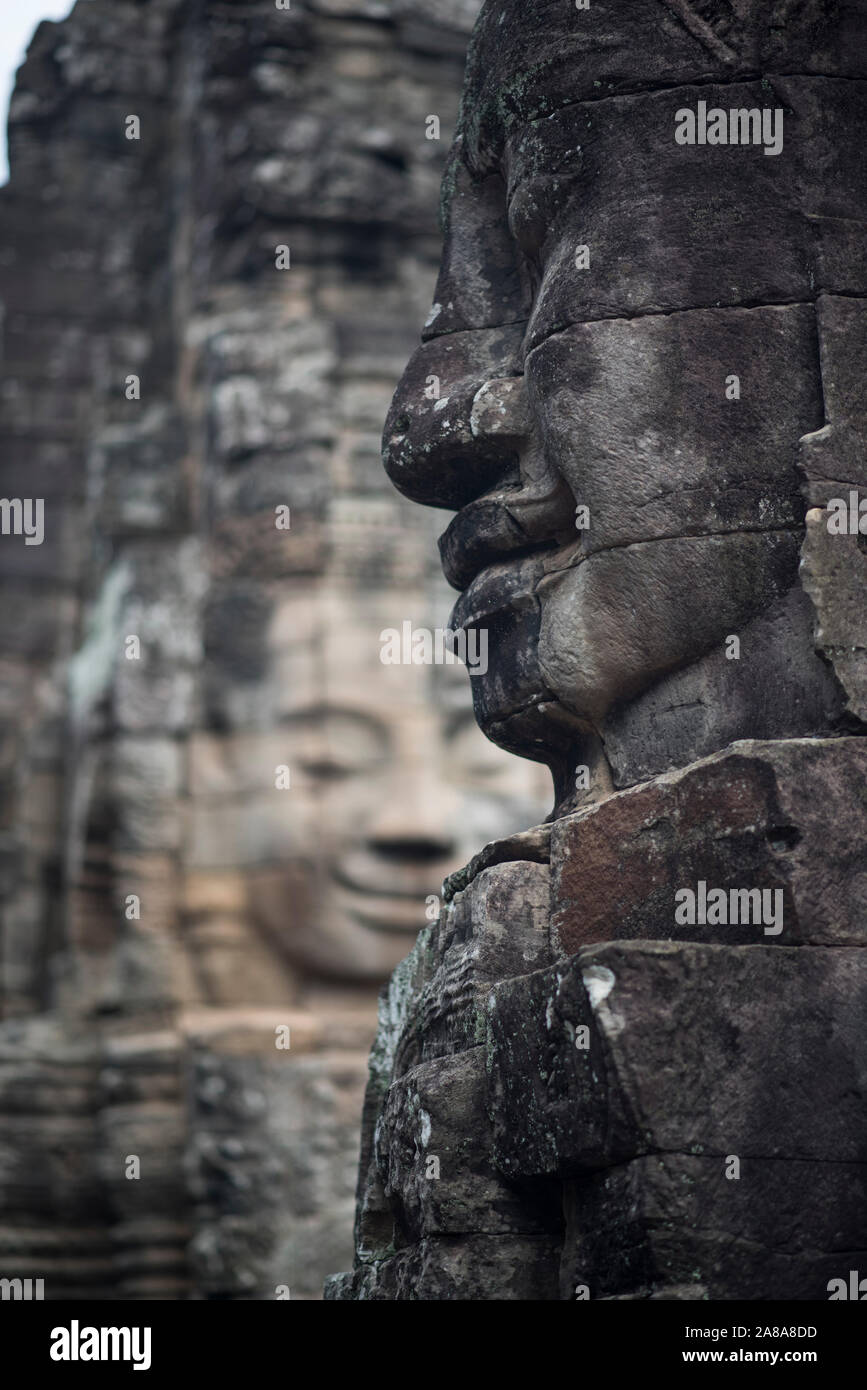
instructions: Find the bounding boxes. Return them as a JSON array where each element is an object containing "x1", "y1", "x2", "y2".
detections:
[
  {"x1": 0, "y1": 0, "x2": 558, "y2": 1301},
  {"x1": 382, "y1": 0, "x2": 867, "y2": 810},
  {"x1": 237, "y1": 586, "x2": 551, "y2": 987},
  {"x1": 330, "y1": 0, "x2": 867, "y2": 1300}
]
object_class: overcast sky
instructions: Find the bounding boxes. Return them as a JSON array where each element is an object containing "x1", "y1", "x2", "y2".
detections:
[{"x1": 0, "y1": 0, "x2": 74, "y2": 184}]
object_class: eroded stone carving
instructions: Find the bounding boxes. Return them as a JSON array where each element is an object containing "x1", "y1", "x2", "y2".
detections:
[
  {"x1": 0, "y1": 0, "x2": 555, "y2": 1301},
  {"x1": 330, "y1": 0, "x2": 867, "y2": 1301}
]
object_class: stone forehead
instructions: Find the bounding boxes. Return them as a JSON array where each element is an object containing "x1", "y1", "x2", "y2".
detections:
[{"x1": 459, "y1": 0, "x2": 867, "y2": 172}]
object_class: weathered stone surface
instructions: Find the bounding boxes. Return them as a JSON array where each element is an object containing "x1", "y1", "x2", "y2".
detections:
[
  {"x1": 375, "y1": 1047, "x2": 558, "y2": 1240},
  {"x1": 337, "y1": 0, "x2": 867, "y2": 1301},
  {"x1": 489, "y1": 941, "x2": 867, "y2": 1176},
  {"x1": 392, "y1": 859, "x2": 552, "y2": 1074},
  {"x1": 325, "y1": 1232, "x2": 561, "y2": 1300},
  {"x1": 0, "y1": 0, "x2": 564, "y2": 1302},
  {"x1": 461, "y1": 0, "x2": 867, "y2": 174},
  {"x1": 530, "y1": 307, "x2": 818, "y2": 550},
  {"x1": 384, "y1": 3, "x2": 867, "y2": 796},
  {"x1": 337, "y1": 747, "x2": 867, "y2": 1298},
  {"x1": 551, "y1": 738, "x2": 867, "y2": 952},
  {"x1": 383, "y1": 325, "x2": 526, "y2": 508},
  {"x1": 800, "y1": 298, "x2": 867, "y2": 501},
  {"x1": 185, "y1": 1026, "x2": 371, "y2": 1300},
  {"x1": 801, "y1": 511, "x2": 867, "y2": 726},
  {"x1": 3, "y1": 0, "x2": 865, "y2": 1307},
  {"x1": 599, "y1": 586, "x2": 845, "y2": 785},
  {"x1": 560, "y1": 1157, "x2": 867, "y2": 1302}
]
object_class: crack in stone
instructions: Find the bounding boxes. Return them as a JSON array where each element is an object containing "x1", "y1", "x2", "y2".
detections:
[
  {"x1": 423, "y1": 290, "x2": 867, "y2": 354},
  {"x1": 535, "y1": 524, "x2": 804, "y2": 575},
  {"x1": 484, "y1": 68, "x2": 867, "y2": 133},
  {"x1": 524, "y1": 296, "x2": 823, "y2": 362}
]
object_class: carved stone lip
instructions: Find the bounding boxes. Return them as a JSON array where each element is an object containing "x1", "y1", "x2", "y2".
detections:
[
  {"x1": 347, "y1": 905, "x2": 426, "y2": 935},
  {"x1": 335, "y1": 887, "x2": 427, "y2": 935},
  {"x1": 439, "y1": 497, "x2": 561, "y2": 589},
  {"x1": 334, "y1": 852, "x2": 447, "y2": 898},
  {"x1": 449, "y1": 550, "x2": 550, "y2": 633},
  {"x1": 333, "y1": 861, "x2": 446, "y2": 933}
]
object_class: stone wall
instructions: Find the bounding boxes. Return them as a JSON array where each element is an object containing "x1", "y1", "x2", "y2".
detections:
[{"x1": 330, "y1": 739, "x2": 867, "y2": 1299}]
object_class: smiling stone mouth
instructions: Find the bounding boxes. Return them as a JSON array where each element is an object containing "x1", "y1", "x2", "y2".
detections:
[
  {"x1": 334, "y1": 883, "x2": 429, "y2": 934},
  {"x1": 346, "y1": 901, "x2": 427, "y2": 934},
  {"x1": 333, "y1": 868, "x2": 435, "y2": 896}
]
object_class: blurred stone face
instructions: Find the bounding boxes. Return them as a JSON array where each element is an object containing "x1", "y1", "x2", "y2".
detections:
[
  {"x1": 256, "y1": 586, "x2": 551, "y2": 981},
  {"x1": 176, "y1": 274, "x2": 552, "y2": 998},
  {"x1": 190, "y1": 582, "x2": 551, "y2": 991},
  {"x1": 383, "y1": 0, "x2": 863, "y2": 795}
]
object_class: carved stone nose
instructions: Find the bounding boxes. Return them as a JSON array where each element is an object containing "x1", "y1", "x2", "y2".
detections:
[{"x1": 470, "y1": 376, "x2": 531, "y2": 440}]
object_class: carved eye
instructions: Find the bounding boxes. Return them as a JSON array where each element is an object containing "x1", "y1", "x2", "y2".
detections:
[{"x1": 282, "y1": 709, "x2": 389, "y2": 784}]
